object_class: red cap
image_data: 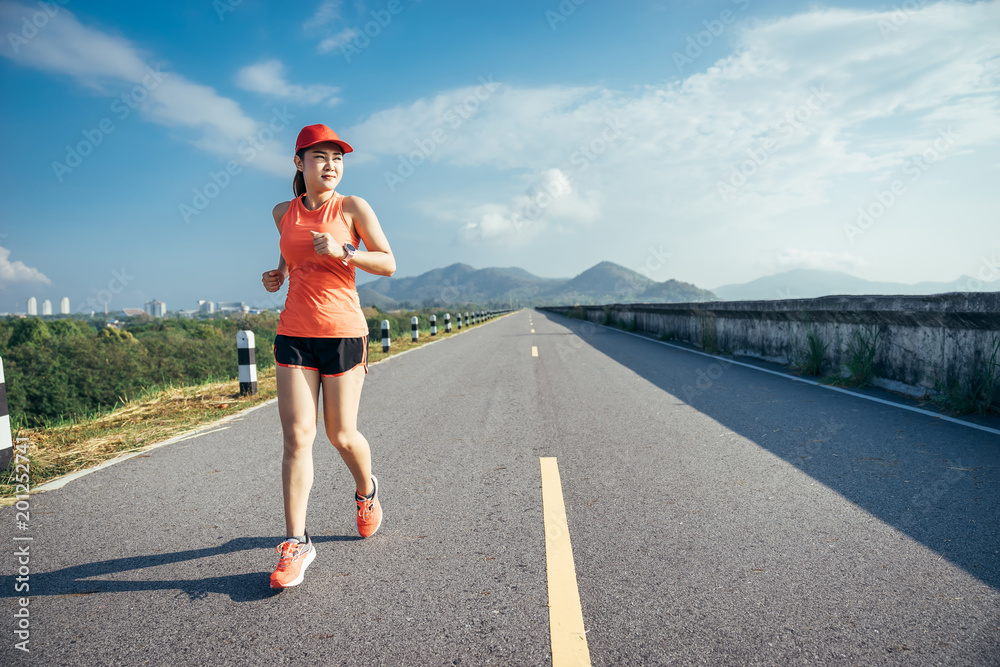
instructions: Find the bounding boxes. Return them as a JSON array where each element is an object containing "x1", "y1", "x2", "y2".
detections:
[{"x1": 294, "y1": 124, "x2": 354, "y2": 154}]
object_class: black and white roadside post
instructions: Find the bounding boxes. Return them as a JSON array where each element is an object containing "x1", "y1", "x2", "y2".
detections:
[
  {"x1": 0, "y1": 355, "x2": 11, "y2": 469},
  {"x1": 445, "y1": 313, "x2": 452, "y2": 333},
  {"x1": 456, "y1": 313, "x2": 462, "y2": 330},
  {"x1": 430, "y1": 314, "x2": 437, "y2": 336},
  {"x1": 237, "y1": 330, "x2": 257, "y2": 397},
  {"x1": 411, "y1": 316, "x2": 419, "y2": 342},
  {"x1": 465, "y1": 312, "x2": 470, "y2": 327},
  {"x1": 381, "y1": 320, "x2": 391, "y2": 353}
]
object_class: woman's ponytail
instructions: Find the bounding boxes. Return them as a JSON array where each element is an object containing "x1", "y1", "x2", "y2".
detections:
[{"x1": 292, "y1": 149, "x2": 306, "y2": 197}]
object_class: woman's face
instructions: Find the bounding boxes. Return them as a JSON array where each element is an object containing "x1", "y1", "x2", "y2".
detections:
[{"x1": 296, "y1": 141, "x2": 344, "y2": 192}]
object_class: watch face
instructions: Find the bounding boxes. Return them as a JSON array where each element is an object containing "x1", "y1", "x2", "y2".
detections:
[{"x1": 345, "y1": 243, "x2": 356, "y2": 253}]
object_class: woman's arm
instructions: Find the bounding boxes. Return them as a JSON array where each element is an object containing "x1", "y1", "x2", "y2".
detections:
[
  {"x1": 262, "y1": 202, "x2": 292, "y2": 291},
  {"x1": 343, "y1": 195, "x2": 396, "y2": 277}
]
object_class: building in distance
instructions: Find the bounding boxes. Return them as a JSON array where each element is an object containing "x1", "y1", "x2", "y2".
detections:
[
  {"x1": 145, "y1": 299, "x2": 166, "y2": 317},
  {"x1": 217, "y1": 301, "x2": 249, "y2": 314}
]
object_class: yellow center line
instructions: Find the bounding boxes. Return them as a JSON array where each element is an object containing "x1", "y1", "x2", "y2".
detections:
[
  {"x1": 532, "y1": 346, "x2": 539, "y2": 357},
  {"x1": 540, "y1": 457, "x2": 591, "y2": 666}
]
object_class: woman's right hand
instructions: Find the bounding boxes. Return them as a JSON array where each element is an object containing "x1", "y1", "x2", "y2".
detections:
[{"x1": 262, "y1": 269, "x2": 285, "y2": 292}]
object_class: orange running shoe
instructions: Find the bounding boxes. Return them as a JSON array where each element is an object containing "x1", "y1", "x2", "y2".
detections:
[
  {"x1": 356, "y1": 475, "x2": 382, "y2": 538},
  {"x1": 269, "y1": 534, "x2": 316, "y2": 589}
]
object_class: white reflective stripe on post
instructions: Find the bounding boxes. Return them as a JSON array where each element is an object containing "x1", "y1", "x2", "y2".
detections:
[
  {"x1": 382, "y1": 319, "x2": 391, "y2": 353},
  {"x1": 0, "y1": 355, "x2": 11, "y2": 470},
  {"x1": 411, "y1": 316, "x2": 419, "y2": 342},
  {"x1": 430, "y1": 314, "x2": 437, "y2": 336},
  {"x1": 445, "y1": 313, "x2": 451, "y2": 333},
  {"x1": 237, "y1": 330, "x2": 257, "y2": 396}
]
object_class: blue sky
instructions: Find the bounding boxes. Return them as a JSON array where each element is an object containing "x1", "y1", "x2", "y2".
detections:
[{"x1": 0, "y1": 0, "x2": 998, "y2": 314}]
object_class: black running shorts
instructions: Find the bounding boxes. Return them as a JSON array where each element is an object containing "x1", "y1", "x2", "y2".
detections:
[{"x1": 273, "y1": 335, "x2": 369, "y2": 377}]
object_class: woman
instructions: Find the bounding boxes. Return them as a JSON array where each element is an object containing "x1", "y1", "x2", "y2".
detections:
[{"x1": 261, "y1": 124, "x2": 395, "y2": 589}]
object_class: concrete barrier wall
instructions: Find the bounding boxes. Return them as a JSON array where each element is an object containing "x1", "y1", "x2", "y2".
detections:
[{"x1": 542, "y1": 293, "x2": 1000, "y2": 399}]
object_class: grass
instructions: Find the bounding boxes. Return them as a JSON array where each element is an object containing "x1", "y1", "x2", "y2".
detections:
[
  {"x1": 932, "y1": 336, "x2": 1000, "y2": 416},
  {"x1": 829, "y1": 325, "x2": 881, "y2": 387},
  {"x1": 699, "y1": 317, "x2": 719, "y2": 354},
  {"x1": 793, "y1": 330, "x2": 828, "y2": 377},
  {"x1": 0, "y1": 315, "x2": 499, "y2": 503}
]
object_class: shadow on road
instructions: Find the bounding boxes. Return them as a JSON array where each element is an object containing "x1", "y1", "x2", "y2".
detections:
[
  {"x1": 539, "y1": 310, "x2": 1000, "y2": 592},
  {"x1": 1, "y1": 534, "x2": 359, "y2": 602}
]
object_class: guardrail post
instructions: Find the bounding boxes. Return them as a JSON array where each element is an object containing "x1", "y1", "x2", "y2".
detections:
[
  {"x1": 411, "y1": 316, "x2": 419, "y2": 342},
  {"x1": 430, "y1": 314, "x2": 437, "y2": 336},
  {"x1": 445, "y1": 313, "x2": 452, "y2": 333},
  {"x1": 381, "y1": 319, "x2": 390, "y2": 353},
  {"x1": 456, "y1": 313, "x2": 462, "y2": 330},
  {"x1": 0, "y1": 355, "x2": 11, "y2": 469},
  {"x1": 465, "y1": 312, "x2": 470, "y2": 327},
  {"x1": 237, "y1": 330, "x2": 257, "y2": 396}
]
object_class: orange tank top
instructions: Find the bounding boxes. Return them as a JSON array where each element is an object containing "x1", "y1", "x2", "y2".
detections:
[{"x1": 276, "y1": 193, "x2": 369, "y2": 338}]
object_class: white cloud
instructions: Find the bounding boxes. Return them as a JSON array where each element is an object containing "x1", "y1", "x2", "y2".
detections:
[
  {"x1": 457, "y1": 168, "x2": 600, "y2": 245},
  {"x1": 0, "y1": 246, "x2": 51, "y2": 286},
  {"x1": 0, "y1": 3, "x2": 292, "y2": 176},
  {"x1": 235, "y1": 59, "x2": 341, "y2": 106},
  {"x1": 318, "y1": 28, "x2": 359, "y2": 54},
  {"x1": 304, "y1": 1, "x2": 363, "y2": 55},
  {"x1": 304, "y1": 0, "x2": 344, "y2": 31},
  {"x1": 773, "y1": 248, "x2": 866, "y2": 272},
  {"x1": 346, "y1": 1, "x2": 999, "y2": 284}
]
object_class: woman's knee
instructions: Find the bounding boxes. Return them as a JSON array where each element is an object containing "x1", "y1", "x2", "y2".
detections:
[
  {"x1": 282, "y1": 424, "x2": 316, "y2": 453},
  {"x1": 329, "y1": 429, "x2": 359, "y2": 452}
]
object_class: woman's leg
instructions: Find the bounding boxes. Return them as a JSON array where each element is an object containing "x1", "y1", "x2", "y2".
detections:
[
  {"x1": 277, "y1": 364, "x2": 321, "y2": 537},
  {"x1": 320, "y1": 364, "x2": 373, "y2": 497}
]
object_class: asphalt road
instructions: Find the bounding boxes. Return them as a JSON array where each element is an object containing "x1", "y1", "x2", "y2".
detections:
[{"x1": 2, "y1": 308, "x2": 998, "y2": 666}]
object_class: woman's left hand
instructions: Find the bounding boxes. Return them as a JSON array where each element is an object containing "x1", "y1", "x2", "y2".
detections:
[{"x1": 310, "y1": 230, "x2": 344, "y2": 259}]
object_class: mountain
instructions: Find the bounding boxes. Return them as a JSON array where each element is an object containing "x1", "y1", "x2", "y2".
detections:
[
  {"x1": 537, "y1": 261, "x2": 713, "y2": 304},
  {"x1": 356, "y1": 287, "x2": 398, "y2": 310},
  {"x1": 359, "y1": 263, "x2": 563, "y2": 308},
  {"x1": 639, "y1": 279, "x2": 716, "y2": 303},
  {"x1": 357, "y1": 261, "x2": 715, "y2": 309},
  {"x1": 711, "y1": 269, "x2": 1000, "y2": 301}
]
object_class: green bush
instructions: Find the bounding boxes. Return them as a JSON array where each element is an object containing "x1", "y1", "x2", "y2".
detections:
[{"x1": 0, "y1": 313, "x2": 280, "y2": 427}]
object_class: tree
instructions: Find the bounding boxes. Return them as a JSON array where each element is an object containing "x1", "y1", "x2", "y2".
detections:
[{"x1": 8, "y1": 317, "x2": 51, "y2": 348}]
